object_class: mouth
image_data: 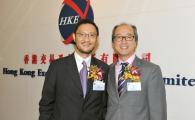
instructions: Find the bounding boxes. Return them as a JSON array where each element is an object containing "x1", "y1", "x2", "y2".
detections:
[
  {"x1": 120, "y1": 46, "x2": 128, "y2": 49},
  {"x1": 82, "y1": 42, "x2": 91, "y2": 47}
]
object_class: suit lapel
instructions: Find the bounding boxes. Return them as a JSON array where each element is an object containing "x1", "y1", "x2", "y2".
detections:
[
  {"x1": 67, "y1": 54, "x2": 83, "y2": 94},
  {"x1": 84, "y1": 57, "x2": 96, "y2": 100},
  {"x1": 132, "y1": 56, "x2": 142, "y2": 68},
  {"x1": 109, "y1": 63, "x2": 120, "y2": 101}
]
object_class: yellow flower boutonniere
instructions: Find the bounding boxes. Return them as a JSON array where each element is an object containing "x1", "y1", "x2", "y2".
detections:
[
  {"x1": 122, "y1": 65, "x2": 141, "y2": 82},
  {"x1": 88, "y1": 65, "x2": 104, "y2": 81}
]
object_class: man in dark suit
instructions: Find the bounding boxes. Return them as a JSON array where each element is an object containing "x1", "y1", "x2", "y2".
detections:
[
  {"x1": 106, "y1": 23, "x2": 167, "y2": 120},
  {"x1": 39, "y1": 19, "x2": 109, "y2": 120}
]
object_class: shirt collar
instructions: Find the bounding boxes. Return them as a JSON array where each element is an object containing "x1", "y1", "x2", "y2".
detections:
[
  {"x1": 117, "y1": 53, "x2": 136, "y2": 65},
  {"x1": 74, "y1": 52, "x2": 91, "y2": 67}
]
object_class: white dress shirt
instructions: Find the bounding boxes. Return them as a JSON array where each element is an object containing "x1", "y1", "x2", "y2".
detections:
[{"x1": 74, "y1": 52, "x2": 91, "y2": 72}]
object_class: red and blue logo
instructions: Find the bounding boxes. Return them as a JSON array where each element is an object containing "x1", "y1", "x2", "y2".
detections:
[{"x1": 59, "y1": 0, "x2": 94, "y2": 45}]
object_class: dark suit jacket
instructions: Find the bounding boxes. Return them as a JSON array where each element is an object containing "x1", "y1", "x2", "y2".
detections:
[{"x1": 39, "y1": 53, "x2": 109, "y2": 120}]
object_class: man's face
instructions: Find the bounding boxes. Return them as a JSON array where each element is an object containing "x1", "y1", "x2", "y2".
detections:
[
  {"x1": 73, "y1": 23, "x2": 98, "y2": 55},
  {"x1": 112, "y1": 24, "x2": 137, "y2": 59}
]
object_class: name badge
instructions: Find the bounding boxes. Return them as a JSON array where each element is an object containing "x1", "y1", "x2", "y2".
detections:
[
  {"x1": 127, "y1": 82, "x2": 141, "y2": 91},
  {"x1": 93, "y1": 80, "x2": 105, "y2": 91}
]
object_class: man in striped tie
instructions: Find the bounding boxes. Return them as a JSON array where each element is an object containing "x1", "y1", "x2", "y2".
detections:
[{"x1": 106, "y1": 23, "x2": 167, "y2": 120}]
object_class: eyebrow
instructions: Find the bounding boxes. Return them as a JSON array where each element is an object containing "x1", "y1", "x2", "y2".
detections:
[
  {"x1": 77, "y1": 31, "x2": 97, "y2": 34},
  {"x1": 114, "y1": 33, "x2": 134, "y2": 36}
]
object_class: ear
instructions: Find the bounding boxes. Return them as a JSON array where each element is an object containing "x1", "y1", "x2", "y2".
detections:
[
  {"x1": 92, "y1": 38, "x2": 99, "y2": 54},
  {"x1": 96, "y1": 36, "x2": 99, "y2": 41},
  {"x1": 112, "y1": 42, "x2": 114, "y2": 49},
  {"x1": 73, "y1": 33, "x2": 76, "y2": 42}
]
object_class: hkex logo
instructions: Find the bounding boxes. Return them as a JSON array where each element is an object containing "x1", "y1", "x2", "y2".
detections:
[{"x1": 58, "y1": 0, "x2": 94, "y2": 45}]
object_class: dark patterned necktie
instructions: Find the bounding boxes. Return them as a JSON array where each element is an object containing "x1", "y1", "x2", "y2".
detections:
[
  {"x1": 118, "y1": 62, "x2": 128, "y2": 96},
  {"x1": 80, "y1": 61, "x2": 88, "y2": 98}
]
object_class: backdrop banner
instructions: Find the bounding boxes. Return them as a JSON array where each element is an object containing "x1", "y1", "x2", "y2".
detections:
[{"x1": 0, "y1": 0, "x2": 195, "y2": 120}]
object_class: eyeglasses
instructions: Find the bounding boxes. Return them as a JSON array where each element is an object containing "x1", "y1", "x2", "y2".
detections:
[
  {"x1": 76, "y1": 32, "x2": 97, "y2": 39},
  {"x1": 114, "y1": 35, "x2": 135, "y2": 42}
]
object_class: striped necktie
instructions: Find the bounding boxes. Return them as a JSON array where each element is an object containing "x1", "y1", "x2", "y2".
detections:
[{"x1": 118, "y1": 62, "x2": 128, "y2": 96}]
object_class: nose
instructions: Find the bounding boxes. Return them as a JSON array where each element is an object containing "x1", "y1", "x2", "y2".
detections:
[
  {"x1": 121, "y1": 37, "x2": 127, "y2": 43},
  {"x1": 84, "y1": 35, "x2": 90, "y2": 41}
]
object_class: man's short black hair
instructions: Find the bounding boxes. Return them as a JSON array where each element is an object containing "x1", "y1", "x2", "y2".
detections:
[{"x1": 74, "y1": 19, "x2": 99, "y2": 36}]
